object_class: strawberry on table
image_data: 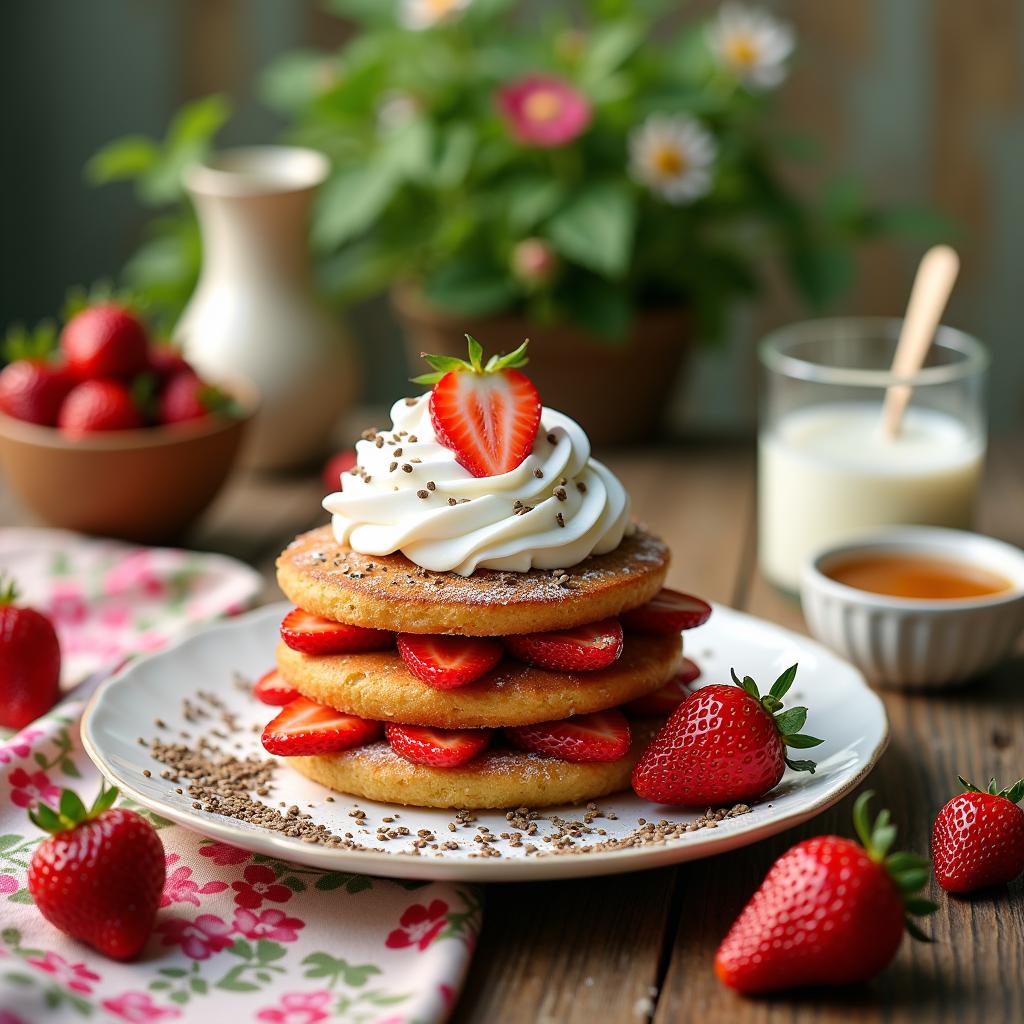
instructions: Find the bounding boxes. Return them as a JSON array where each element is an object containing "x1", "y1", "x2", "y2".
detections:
[
  {"x1": 280, "y1": 608, "x2": 393, "y2": 655},
  {"x1": 57, "y1": 379, "x2": 143, "y2": 436},
  {"x1": 414, "y1": 337, "x2": 541, "y2": 478},
  {"x1": 397, "y1": 634, "x2": 503, "y2": 689},
  {"x1": 631, "y1": 664, "x2": 822, "y2": 806},
  {"x1": 27, "y1": 783, "x2": 165, "y2": 961},
  {"x1": 60, "y1": 303, "x2": 149, "y2": 380},
  {"x1": 624, "y1": 657, "x2": 701, "y2": 717},
  {"x1": 252, "y1": 667, "x2": 300, "y2": 706},
  {"x1": 932, "y1": 776, "x2": 1024, "y2": 893},
  {"x1": 621, "y1": 588, "x2": 712, "y2": 634},
  {"x1": 386, "y1": 723, "x2": 492, "y2": 768},
  {"x1": 262, "y1": 696, "x2": 382, "y2": 755},
  {"x1": 505, "y1": 709, "x2": 631, "y2": 763},
  {"x1": 504, "y1": 618, "x2": 624, "y2": 672},
  {"x1": 0, "y1": 360, "x2": 74, "y2": 426},
  {"x1": 715, "y1": 792, "x2": 935, "y2": 994},
  {"x1": 0, "y1": 575, "x2": 61, "y2": 730}
]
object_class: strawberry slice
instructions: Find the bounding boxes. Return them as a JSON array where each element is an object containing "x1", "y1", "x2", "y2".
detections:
[
  {"x1": 504, "y1": 617, "x2": 623, "y2": 672},
  {"x1": 280, "y1": 608, "x2": 393, "y2": 655},
  {"x1": 385, "y1": 723, "x2": 492, "y2": 768},
  {"x1": 505, "y1": 710, "x2": 631, "y2": 763},
  {"x1": 621, "y1": 589, "x2": 712, "y2": 634},
  {"x1": 252, "y1": 668, "x2": 300, "y2": 706},
  {"x1": 397, "y1": 634, "x2": 503, "y2": 689},
  {"x1": 415, "y1": 337, "x2": 541, "y2": 478},
  {"x1": 261, "y1": 697, "x2": 382, "y2": 756},
  {"x1": 625, "y1": 658, "x2": 702, "y2": 717}
]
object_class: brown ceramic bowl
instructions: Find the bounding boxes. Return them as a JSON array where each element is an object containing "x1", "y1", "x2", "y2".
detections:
[{"x1": 0, "y1": 381, "x2": 257, "y2": 543}]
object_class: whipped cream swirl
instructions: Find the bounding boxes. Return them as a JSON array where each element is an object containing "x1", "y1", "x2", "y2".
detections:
[{"x1": 324, "y1": 394, "x2": 632, "y2": 576}]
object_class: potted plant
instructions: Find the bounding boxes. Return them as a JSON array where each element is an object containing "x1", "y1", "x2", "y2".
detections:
[{"x1": 90, "y1": 1, "x2": 950, "y2": 443}]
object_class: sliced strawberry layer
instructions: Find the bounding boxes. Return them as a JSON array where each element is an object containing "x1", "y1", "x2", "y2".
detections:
[
  {"x1": 397, "y1": 634, "x2": 503, "y2": 689},
  {"x1": 625, "y1": 658, "x2": 702, "y2": 717},
  {"x1": 262, "y1": 697, "x2": 382, "y2": 756},
  {"x1": 504, "y1": 617, "x2": 624, "y2": 672},
  {"x1": 621, "y1": 589, "x2": 712, "y2": 634},
  {"x1": 430, "y1": 366, "x2": 541, "y2": 477},
  {"x1": 280, "y1": 608, "x2": 393, "y2": 655},
  {"x1": 385, "y1": 723, "x2": 492, "y2": 768},
  {"x1": 252, "y1": 668, "x2": 300, "y2": 706},
  {"x1": 505, "y1": 710, "x2": 631, "y2": 763}
]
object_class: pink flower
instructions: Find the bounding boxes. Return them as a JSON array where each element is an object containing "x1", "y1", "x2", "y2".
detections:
[
  {"x1": 233, "y1": 907, "x2": 306, "y2": 943},
  {"x1": 385, "y1": 899, "x2": 449, "y2": 951},
  {"x1": 160, "y1": 856, "x2": 228, "y2": 908},
  {"x1": 47, "y1": 582, "x2": 88, "y2": 625},
  {"x1": 0, "y1": 728, "x2": 43, "y2": 763},
  {"x1": 231, "y1": 864, "x2": 293, "y2": 909},
  {"x1": 8, "y1": 767, "x2": 60, "y2": 809},
  {"x1": 156, "y1": 914, "x2": 233, "y2": 960},
  {"x1": 26, "y1": 951, "x2": 100, "y2": 994},
  {"x1": 497, "y1": 75, "x2": 591, "y2": 148},
  {"x1": 199, "y1": 841, "x2": 250, "y2": 866},
  {"x1": 103, "y1": 553, "x2": 166, "y2": 599},
  {"x1": 101, "y1": 992, "x2": 182, "y2": 1023},
  {"x1": 256, "y1": 992, "x2": 332, "y2": 1024},
  {"x1": 0, "y1": 875, "x2": 18, "y2": 895},
  {"x1": 99, "y1": 603, "x2": 133, "y2": 629},
  {"x1": 511, "y1": 237, "x2": 559, "y2": 286}
]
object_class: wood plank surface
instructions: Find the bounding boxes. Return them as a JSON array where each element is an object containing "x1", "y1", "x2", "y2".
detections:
[{"x1": 2, "y1": 434, "x2": 1021, "y2": 1023}]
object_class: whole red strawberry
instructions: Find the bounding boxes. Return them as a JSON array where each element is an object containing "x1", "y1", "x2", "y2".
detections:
[
  {"x1": 416, "y1": 337, "x2": 541, "y2": 478},
  {"x1": 0, "y1": 576, "x2": 61, "y2": 729},
  {"x1": 60, "y1": 303, "x2": 149, "y2": 380},
  {"x1": 149, "y1": 344, "x2": 196, "y2": 385},
  {"x1": 0, "y1": 359, "x2": 74, "y2": 426},
  {"x1": 28, "y1": 784, "x2": 165, "y2": 960},
  {"x1": 632, "y1": 664, "x2": 822, "y2": 806},
  {"x1": 932, "y1": 776, "x2": 1024, "y2": 893},
  {"x1": 58, "y1": 379, "x2": 143, "y2": 436},
  {"x1": 715, "y1": 792, "x2": 935, "y2": 994},
  {"x1": 159, "y1": 373, "x2": 234, "y2": 426}
]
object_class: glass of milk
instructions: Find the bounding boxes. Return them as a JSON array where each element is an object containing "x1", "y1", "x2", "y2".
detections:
[{"x1": 758, "y1": 317, "x2": 988, "y2": 592}]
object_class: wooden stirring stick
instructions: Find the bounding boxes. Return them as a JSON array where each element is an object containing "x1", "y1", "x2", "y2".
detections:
[{"x1": 881, "y1": 244, "x2": 960, "y2": 438}]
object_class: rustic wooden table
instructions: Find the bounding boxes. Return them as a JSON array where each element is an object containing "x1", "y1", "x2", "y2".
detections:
[{"x1": 4, "y1": 435, "x2": 1021, "y2": 1022}]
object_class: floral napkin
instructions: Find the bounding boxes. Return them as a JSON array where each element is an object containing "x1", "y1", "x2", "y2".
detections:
[{"x1": 0, "y1": 530, "x2": 481, "y2": 1024}]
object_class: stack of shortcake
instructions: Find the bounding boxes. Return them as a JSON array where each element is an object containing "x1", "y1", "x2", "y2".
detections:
[{"x1": 257, "y1": 340, "x2": 710, "y2": 809}]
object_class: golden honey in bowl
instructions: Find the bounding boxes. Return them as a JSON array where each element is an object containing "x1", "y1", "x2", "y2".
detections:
[{"x1": 826, "y1": 553, "x2": 1013, "y2": 600}]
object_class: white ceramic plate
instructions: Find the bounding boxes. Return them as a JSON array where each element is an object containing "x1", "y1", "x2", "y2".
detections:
[{"x1": 82, "y1": 602, "x2": 888, "y2": 882}]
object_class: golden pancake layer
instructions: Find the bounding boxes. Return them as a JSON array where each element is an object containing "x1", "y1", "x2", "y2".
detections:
[
  {"x1": 276, "y1": 632, "x2": 682, "y2": 729},
  {"x1": 276, "y1": 525, "x2": 669, "y2": 636}
]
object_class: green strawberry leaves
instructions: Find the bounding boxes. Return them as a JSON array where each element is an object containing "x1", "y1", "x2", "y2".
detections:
[
  {"x1": 412, "y1": 335, "x2": 530, "y2": 385},
  {"x1": 958, "y1": 775, "x2": 1024, "y2": 804},
  {"x1": 28, "y1": 782, "x2": 120, "y2": 835},
  {"x1": 729, "y1": 664, "x2": 823, "y2": 774},
  {"x1": 0, "y1": 574, "x2": 20, "y2": 606},
  {"x1": 852, "y1": 791, "x2": 936, "y2": 942}
]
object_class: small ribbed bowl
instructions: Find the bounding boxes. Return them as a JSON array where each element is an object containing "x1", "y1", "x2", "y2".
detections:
[{"x1": 800, "y1": 527, "x2": 1024, "y2": 690}]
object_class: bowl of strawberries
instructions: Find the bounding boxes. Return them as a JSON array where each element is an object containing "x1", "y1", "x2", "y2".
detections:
[{"x1": 0, "y1": 301, "x2": 257, "y2": 542}]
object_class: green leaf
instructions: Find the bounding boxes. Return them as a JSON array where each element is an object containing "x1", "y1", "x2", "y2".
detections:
[
  {"x1": 504, "y1": 177, "x2": 567, "y2": 234},
  {"x1": 432, "y1": 123, "x2": 476, "y2": 189},
  {"x1": 279, "y1": 875, "x2": 306, "y2": 893},
  {"x1": 768, "y1": 664, "x2": 798, "y2": 700},
  {"x1": 59, "y1": 758, "x2": 81, "y2": 779},
  {"x1": 423, "y1": 261, "x2": 517, "y2": 317},
  {"x1": 158, "y1": 968, "x2": 188, "y2": 979},
  {"x1": 345, "y1": 875, "x2": 374, "y2": 894},
  {"x1": 85, "y1": 137, "x2": 160, "y2": 184},
  {"x1": 774, "y1": 707, "x2": 807, "y2": 735},
  {"x1": 784, "y1": 757, "x2": 817, "y2": 774},
  {"x1": 581, "y1": 19, "x2": 645, "y2": 86},
  {"x1": 255, "y1": 940, "x2": 286, "y2": 963},
  {"x1": 215, "y1": 973, "x2": 259, "y2": 993},
  {"x1": 341, "y1": 963, "x2": 382, "y2": 987},
  {"x1": 0, "y1": 835, "x2": 21, "y2": 852},
  {"x1": 783, "y1": 734, "x2": 824, "y2": 749},
  {"x1": 229, "y1": 939, "x2": 254, "y2": 960},
  {"x1": 905, "y1": 896, "x2": 938, "y2": 916},
  {"x1": 886, "y1": 852, "x2": 931, "y2": 873},
  {"x1": 260, "y1": 50, "x2": 332, "y2": 115},
  {"x1": 8, "y1": 888, "x2": 34, "y2": 905},
  {"x1": 169, "y1": 991, "x2": 190, "y2": 1005},
  {"x1": 190, "y1": 978, "x2": 208, "y2": 995},
  {"x1": 785, "y1": 237, "x2": 854, "y2": 311},
  {"x1": 167, "y1": 94, "x2": 232, "y2": 150},
  {"x1": 546, "y1": 182, "x2": 635, "y2": 279},
  {"x1": 560, "y1": 276, "x2": 632, "y2": 342},
  {"x1": 313, "y1": 165, "x2": 400, "y2": 250},
  {"x1": 59, "y1": 790, "x2": 87, "y2": 824},
  {"x1": 28, "y1": 804, "x2": 62, "y2": 834},
  {"x1": 466, "y1": 335, "x2": 484, "y2": 371},
  {"x1": 905, "y1": 917, "x2": 934, "y2": 943},
  {"x1": 869, "y1": 206, "x2": 959, "y2": 243}
]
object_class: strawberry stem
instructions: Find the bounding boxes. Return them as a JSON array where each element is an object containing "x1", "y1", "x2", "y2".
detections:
[
  {"x1": 412, "y1": 337, "x2": 530, "y2": 386},
  {"x1": 958, "y1": 775, "x2": 1024, "y2": 804},
  {"x1": 729, "y1": 664, "x2": 823, "y2": 774},
  {"x1": 28, "y1": 782, "x2": 120, "y2": 835},
  {"x1": 0, "y1": 574, "x2": 19, "y2": 606}
]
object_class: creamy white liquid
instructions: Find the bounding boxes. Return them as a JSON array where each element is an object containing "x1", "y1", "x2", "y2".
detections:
[{"x1": 758, "y1": 403, "x2": 984, "y2": 591}]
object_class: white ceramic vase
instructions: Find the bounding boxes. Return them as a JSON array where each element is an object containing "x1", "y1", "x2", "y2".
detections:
[{"x1": 175, "y1": 146, "x2": 355, "y2": 471}]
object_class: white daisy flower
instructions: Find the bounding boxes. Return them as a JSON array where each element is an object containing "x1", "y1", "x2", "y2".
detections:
[
  {"x1": 629, "y1": 115, "x2": 717, "y2": 204},
  {"x1": 708, "y1": 3, "x2": 795, "y2": 90},
  {"x1": 400, "y1": 0, "x2": 471, "y2": 31}
]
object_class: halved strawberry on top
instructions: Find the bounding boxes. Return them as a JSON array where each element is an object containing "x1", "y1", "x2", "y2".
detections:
[
  {"x1": 280, "y1": 608, "x2": 393, "y2": 655},
  {"x1": 505, "y1": 710, "x2": 631, "y2": 763},
  {"x1": 252, "y1": 667, "x2": 300, "y2": 706},
  {"x1": 625, "y1": 658, "x2": 702, "y2": 717},
  {"x1": 414, "y1": 337, "x2": 541, "y2": 478},
  {"x1": 397, "y1": 634, "x2": 503, "y2": 689},
  {"x1": 262, "y1": 697, "x2": 382, "y2": 756},
  {"x1": 621, "y1": 589, "x2": 712, "y2": 635},
  {"x1": 504, "y1": 617, "x2": 623, "y2": 672},
  {"x1": 385, "y1": 723, "x2": 492, "y2": 768}
]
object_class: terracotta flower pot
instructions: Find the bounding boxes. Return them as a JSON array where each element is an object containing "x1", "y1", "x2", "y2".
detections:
[{"x1": 392, "y1": 285, "x2": 691, "y2": 446}]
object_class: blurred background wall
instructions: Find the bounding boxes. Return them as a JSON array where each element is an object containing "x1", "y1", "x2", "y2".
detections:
[{"x1": 2, "y1": 0, "x2": 1022, "y2": 432}]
